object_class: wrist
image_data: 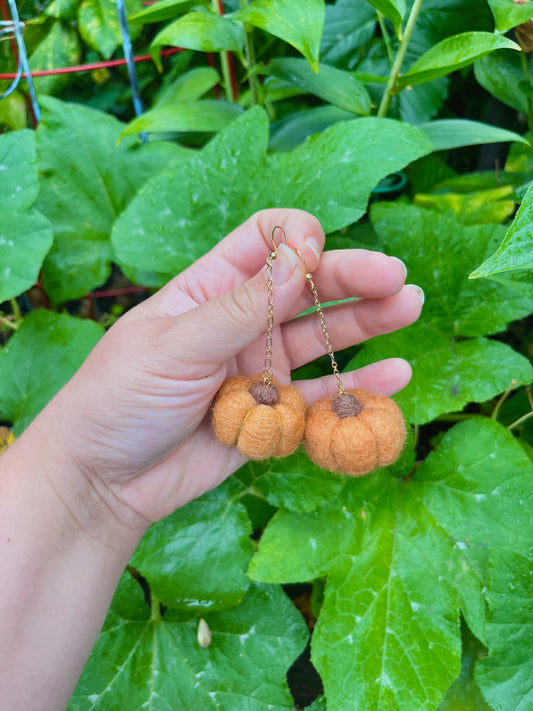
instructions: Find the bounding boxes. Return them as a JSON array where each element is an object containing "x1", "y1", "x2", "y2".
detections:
[{"x1": 9, "y1": 396, "x2": 149, "y2": 560}]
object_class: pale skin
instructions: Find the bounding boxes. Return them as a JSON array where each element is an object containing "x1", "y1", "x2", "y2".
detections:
[{"x1": 0, "y1": 209, "x2": 423, "y2": 710}]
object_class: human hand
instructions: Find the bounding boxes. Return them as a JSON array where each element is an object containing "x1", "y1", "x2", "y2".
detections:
[{"x1": 32, "y1": 209, "x2": 422, "y2": 547}]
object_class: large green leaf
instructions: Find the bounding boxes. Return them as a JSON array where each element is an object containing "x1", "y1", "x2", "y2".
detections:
[
  {"x1": 235, "y1": 0, "x2": 325, "y2": 71},
  {"x1": 129, "y1": 0, "x2": 201, "y2": 24},
  {"x1": 112, "y1": 108, "x2": 432, "y2": 278},
  {"x1": 78, "y1": 0, "x2": 142, "y2": 59},
  {"x1": 487, "y1": 0, "x2": 533, "y2": 33},
  {"x1": 250, "y1": 418, "x2": 533, "y2": 710},
  {"x1": 269, "y1": 105, "x2": 356, "y2": 152},
  {"x1": 349, "y1": 204, "x2": 533, "y2": 423},
  {"x1": 129, "y1": 478, "x2": 254, "y2": 611},
  {"x1": 470, "y1": 182, "x2": 533, "y2": 278},
  {"x1": 0, "y1": 310, "x2": 103, "y2": 434},
  {"x1": 366, "y1": 0, "x2": 405, "y2": 37},
  {"x1": 266, "y1": 58, "x2": 371, "y2": 115},
  {"x1": 155, "y1": 66, "x2": 220, "y2": 105},
  {"x1": 151, "y1": 10, "x2": 245, "y2": 57},
  {"x1": 476, "y1": 549, "x2": 533, "y2": 710},
  {"x1": 474, "y1": 50, "x2": 528, "y2": 113},
  {"x1": 120, "y1": 99, "x2": 243, "y2": 138},
  {"x1": 68, "y1": 574, "x2": 308, "y2": 710},
  {"x1": 399, "y1": 32, "x2": 520, "y2": 87},
  {"x1": 0, "y1": 131, "x2": 53, "y2": 303},
  {"x1": 418, "y1": 119, "x2": 528, "y2": 151},
  {"x1": 36, "y1": 97, "x2": 188, "y2": 303}
]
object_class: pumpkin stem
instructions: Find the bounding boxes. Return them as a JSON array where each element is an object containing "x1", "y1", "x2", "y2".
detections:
[
  {"x1": 249, "y1": 382, "x2": 279, "y2": 406},
  {"x1": 332, "y1": 393, "x2": 364, "y2": 419}
]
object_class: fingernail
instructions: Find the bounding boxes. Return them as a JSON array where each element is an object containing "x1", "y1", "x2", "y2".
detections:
[
  {"x1": 389, "y1": 256, "x2": 407, "y2": 279},
  {"x1": 305, "y1": 236, "x2": 321, "y2": 268},
  {"x1": 273, "y1": 243, "x2": 299, "y2": 284},
  {"x1": 406, "y1": 284, "x2": 425, "y2": 305}
]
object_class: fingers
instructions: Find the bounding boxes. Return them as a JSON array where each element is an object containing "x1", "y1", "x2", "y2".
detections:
[
  {"x1": 295, "y1": 358, "x2": 413, "y2": 405},
  {"x1": 282, "y1": 285, "x2": 423, "y2": 369}
]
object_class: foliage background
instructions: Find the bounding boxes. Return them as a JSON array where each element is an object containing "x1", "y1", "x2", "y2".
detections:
[{"x1": 0, "y1": 0, "x2": 532, "y2": 708}]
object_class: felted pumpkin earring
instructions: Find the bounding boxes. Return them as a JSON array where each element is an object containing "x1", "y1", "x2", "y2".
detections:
[
  {"x1": 295, "y1": 249, "x2": 407, "y2": 476},
  {"x1": 211, "y1": 227, "x2": 306, "y2": 460}
]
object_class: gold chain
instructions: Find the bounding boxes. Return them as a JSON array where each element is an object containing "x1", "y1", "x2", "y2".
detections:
[
  {"x1": 305, "y1": 272, "x2": 345, "y2": 396},
  {"x1": 263, "y1": 250, "x2": 277, "y2": 385}
]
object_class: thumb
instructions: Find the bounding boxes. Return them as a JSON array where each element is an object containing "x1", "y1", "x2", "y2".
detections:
[{"x1": 173, "y1": 243, "x2": 306, "y2": 364}]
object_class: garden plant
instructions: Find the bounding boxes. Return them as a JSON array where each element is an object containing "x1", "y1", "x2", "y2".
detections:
[{"x1": 1, "y1": 0, "x2": 533, "y2": 708}]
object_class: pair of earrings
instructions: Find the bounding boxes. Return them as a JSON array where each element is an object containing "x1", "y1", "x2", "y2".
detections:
[{"x1": 211, "y1": 227, "x2": 406, "y2": 476}]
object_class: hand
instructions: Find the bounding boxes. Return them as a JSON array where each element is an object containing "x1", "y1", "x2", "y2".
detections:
[{"x1": 34, "y1": 209, "x2": 422, "y2": 543}]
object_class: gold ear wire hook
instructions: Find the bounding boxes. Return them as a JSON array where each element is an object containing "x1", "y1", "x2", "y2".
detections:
[{"x1": 270, "y1": 225, "x2": 288, "y2": 255}]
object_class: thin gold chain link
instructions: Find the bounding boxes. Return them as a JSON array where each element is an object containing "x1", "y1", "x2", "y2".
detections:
[
  {"x1": 262, "y1": 250, "x2": 277, "y2": 385},
  {"x1": 305, "y1": 272, "x2": 345, "y2": 396}
]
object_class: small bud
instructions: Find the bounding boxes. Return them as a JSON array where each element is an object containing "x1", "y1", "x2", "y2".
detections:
[{"x1": 197, "y1": 618, "x2": 212, "y2": 648}]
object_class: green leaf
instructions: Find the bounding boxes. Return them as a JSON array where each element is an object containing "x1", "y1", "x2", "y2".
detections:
[
  {"x1": 399, "y1": 32, "x2": 520, "y2": 87},
  {"x1": 129, "y1": 478, "x2": 254, "y2": 611},
  {"x1": 251, "y1": 418, "x2": 533, "y2": 710},
  {"x1": 487, "y1": 0, "x2": 533, "y2": 33},
  {"x1": 235, "y1": 448, "x2": 345, "y2": 514},
  {"x1": 36, "y1": 97, "x2": 188, "y2": 303},
  {"x1": 269, "y1": 105, "x2": 356, "y2": 152},
  {"x1": 112, "y1": 108, "x2": 432, "y2": 276},
  {"x1": 476, "y1": 549, "x2": 533, "y2": 710},
  {"x1": 235, "y1": 0, "x2": 325, "y2": 71},
  {"x1": 120, "y1": 100, "x2": 243, "y2": 138},
  {"x1": 29, "y1": 21, "x2": 81, "y2": 95},
  {"x1": 0, "y1": 311, "x2": 103, "y2": 434},
  {"x1": 474, "y1": 50, "x2": 528, "y2": 113},
  {"x1": 0, "y1": 131, "x2": 53, "y2": 302},
  {"x1": 151, "y1": 10, "x2": 245, "y2": 55},
  {"x1": 320, "y1": 0, "x2": 376, "y2": 69},
  {"x1": 418, "y1": 119, "x2": 529, "y2": 151},
  {"x1": 366, "y1": 0, "x2": 405, "y2": 37},
  {"x1": 0, "y1": 91, "x2": 27, "y2": 131},
  {"x1": 414, "y1": 186, "x2": 516, "y2": 226},
  {"x1": 68, "y1": 574, "x2": 308, "y2": 710},
  {"x1": 0, "y1": 129, "x2": 40, "y2": 211},
  {"x1": 129, "y1": 0, "x2": 202, "y2": 24},
  {"x1": 78, "y1": 0, "x2": 142, "y2": 59},
  {"x1": 45, "y1": 0, "x2": 78, "y2": 21},
  {"x1": 470, "y1": 182, "x2": 533, "y2": 278},
  {"x1": 155, "y1": 66, "x2": 220, "y2": 105},
  {"x1": 266, "y1": 58, "x2": 371, "y2": 115}
]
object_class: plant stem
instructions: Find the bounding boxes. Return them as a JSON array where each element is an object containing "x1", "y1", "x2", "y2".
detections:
[
  {"x1": 377, "y1": 0, "x2": 424, "y2": 118},
  {"x1": 519, "y1": 51, "x2": 533, "y2": 133},
  {"x1": 491, "y1": 379, "x2": 517, "y2": 421},
  {"x1": 508, "y1": 410, "x2": 533, "y2": 430},
  {"x1": 240, "y1": 0, "x2": 260, "y2": 105},
  {"x1": 212, "y1": 0, "x2": 235, "y2": 102},
  {"x1": 377, "y1": 12, "x2": 394, "y2": 66},
  {"x1": 9, "y1": 297, "x2": 21, "y2": 321},
  {"x1": 151, "y1": 592, "x2": 162, "y2": 621},
  {"x1": 0, "y1": 315, "x2": 18, "y2": 331}
]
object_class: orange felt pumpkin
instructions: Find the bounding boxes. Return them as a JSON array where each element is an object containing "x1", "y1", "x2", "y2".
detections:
[
  {"x1": 304, "y1": 389, "x2": 406, "y2": 475},
  {"x1": 212, "y1": 375, "x2": 306, "y2": 460}
]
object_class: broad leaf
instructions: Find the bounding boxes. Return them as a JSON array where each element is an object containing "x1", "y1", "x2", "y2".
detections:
[
  {"x1": 29, "y1": 21, "x2": 81, "y2": 95},
  {"x1": 0, "y1": 310, "x2": 103, "y2": 434},
  {"x1": 120, "y1": 99, "x2": 243, "y2": 137},
  {"x1": 151, "y1": 10, "x2": 245, "y2": 60},
  {"x1": 476, "y1": 549, "x2": 533, "y2": 711},
  {"x1": 129, "y1": 478, "x2": 254, "y2": 611},
  {"x1": 155, "y1": 66, "x2": 220, "y2": 105},
  {"x1": 474, "y1": 50, "x2": 528, "y2": 113},
  {"x1": 251, "y1": 418, "x2": 533, "y2": 710},
  {"x1": 487, "y1": 0, "x2": 533, "y2": 33},
  {"x1": 78, "y1": 0, "x2": 142, "y2": 59},
  {"x1": 470, "y1": 182, "x2": 533, "y2": 278},
  {"x1": 418, "y1": 119, "x2": 528, "y2": 151},
  {"x1": 320, "y1": 0, "x2": 376, "y2": 69},
  {"x1": 129, "y1": 0, "x2": 201, "y2": 24},
  {"x1": 350, "y1": 204, "x2": 533, "y2": 423},
  {"x1": 36, "y1": 97, "x2": 188, "y2": 303},
  {"x1": 235, "y1": 0, "x2": 325, "y2": 71},
  {"x1": 399, "y1": 32, "x2": 520, "y2": 87},
  {"x1": 269, "y1": 105, "x2": 356, "y2": 152},
  {"x1": 0, "y1": 131, "x2": 53, "y2": 302},
  {"x1": 366, "y1": 0, "x2": 405, "y2": 37},
  {"x1": 266, "y1": 58, "x2": 371, "y2": 115},
  {"x1": 68, "y1": 574, "x2": 308, "y2": 710},
  {"x1": 112, "y1": 108, "x2": 432, "y2": 278}
]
